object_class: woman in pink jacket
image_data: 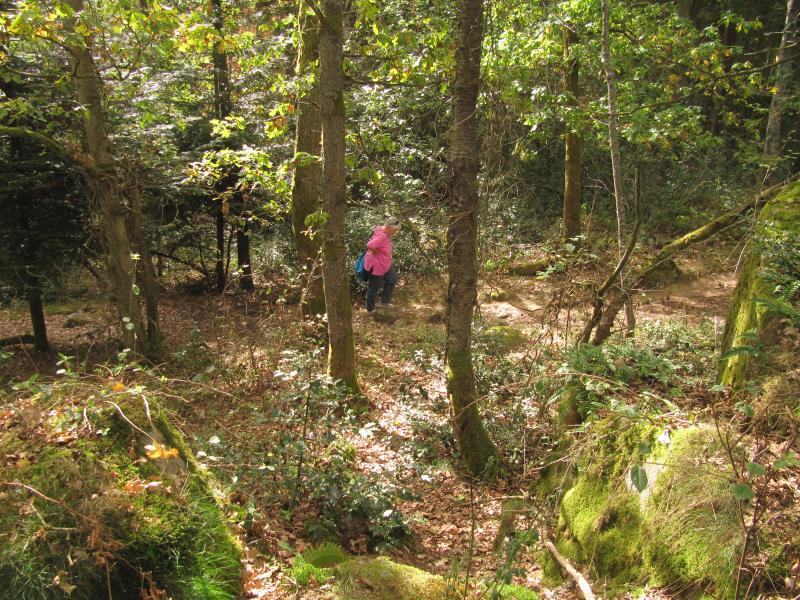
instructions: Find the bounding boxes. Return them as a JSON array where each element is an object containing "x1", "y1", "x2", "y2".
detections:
[{"x1": 363, "y1": 217, "x2": 401, "y2": 312}]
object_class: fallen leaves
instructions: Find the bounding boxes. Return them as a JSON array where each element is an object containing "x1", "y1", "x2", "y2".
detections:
[
  {"x1": 123, "y1": 478, "x2": 169, "y2": 494},
  {"x1": 144, "y1": 442, "x2": 180, "y2": 460},
  {"x1": 52, "y1": 570, "x2": 77, "y2": 595}
]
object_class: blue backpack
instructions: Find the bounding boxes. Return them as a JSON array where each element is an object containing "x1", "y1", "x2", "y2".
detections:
[{"x1": 354, "y1": 250, "x2": 370, "y2": 281}]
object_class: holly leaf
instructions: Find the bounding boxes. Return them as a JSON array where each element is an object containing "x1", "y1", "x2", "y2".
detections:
[
  {"x1": 774, "y1": 451, "x2": 800, "y2": 471},
  {"x1": 731, "y1": 483, "x2": 755, "y2": 501},
  {"x1": 630, "y1": 464, "x2": 648, "y2": 492}
]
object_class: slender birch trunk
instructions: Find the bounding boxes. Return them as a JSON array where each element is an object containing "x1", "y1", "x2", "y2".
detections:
[
  {"x1": 562, "y1": 26, "x2": 582, "y2": 243},
  {"x1": 600, "y1": 0, "x2": 634, "y2": 337}
]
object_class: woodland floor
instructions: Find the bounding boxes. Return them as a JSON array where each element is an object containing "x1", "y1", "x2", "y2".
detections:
[{"x1": 0, "y1": 248, "x2": 741, "y2": 599}]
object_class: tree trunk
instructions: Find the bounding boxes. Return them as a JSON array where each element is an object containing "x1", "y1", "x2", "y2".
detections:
[
  {"x1": 215, "y1": 205, "x2": 226, "y2": 292},
  {"x1": 236, "y1": 219, "x2": 254, "y2": 291},
  {"x1": 319, "y1": 0, "x2": 358, "y2": 391},
  {"x1": 601, "y1": 0, "x2": 626, "y2": 254},
  {"x1": 764, "y1": 0, "x2": 800, "y2": 158},
  {"x1": 24, "y1": 273, "x2": 48, "y2": 353},
  {"x1": 212, "y1": 0, "x2": 232, "y2": 294},
  {"x1": 562, "y1": 26, "x2": 582, "y2": 243},
  {"x1": 601, "y1": 0, "x2": 634, "y2": 336},
  {"x1": 445, "y1": 0, "x2": 497, "y2": 479},
  {"x1": 291, "y1": 6, "x2": 326, "y2": 316},
  {"x1": 127, "y1": 175, "x2": 162, "y2": 354},
  {"x1": 65, "y1": 0, "x2": 155, "y2": 355}
]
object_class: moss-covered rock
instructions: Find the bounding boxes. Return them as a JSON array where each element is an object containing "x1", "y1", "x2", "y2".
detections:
[
  {"x1": 549, "y1": 419, "x2": 746, "y2": 598},
  {"x1": 720, "y1": 182, "x2": 800, "y2": 389},
  {"x1": 335, "y1": 557, "x2": 457, "y2": 600},
  {"x1": 0, "y1": 393, "x2": 242, "y2": 600},
  {"x1": 484, "y1": 325, "x2": 526, "y2": 352}
]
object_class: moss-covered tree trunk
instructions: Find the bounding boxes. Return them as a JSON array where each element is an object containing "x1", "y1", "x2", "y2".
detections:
[
  {"x1": 291, "y1": 6, "x2": 326, "y2": 317},
  {"x1": 562, "y1": 26, "x2": 582, "y2": 243},
  {"x1": 319, "y1": 0, "x2": 358, "y2": 391},
  {"x1": 720, "y1": 182, "x2": 800, "y2": 388},
  {"x1": 445, "y1": 0, "x2": 496, "y2": 478},
  {"x1": 65, "y1": 0, "x2": 159, "y2": 356}
]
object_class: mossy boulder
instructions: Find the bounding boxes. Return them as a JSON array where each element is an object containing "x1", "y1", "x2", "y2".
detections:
[
  {"x1": 0, "y1": 393, "x2": 242, "y2": 600},
  {"x1": 335, "y1": 557, "x2": 455, "y2": 600},
  {"x1": 548, "y1": 420, "x2": 745, "y2": 598},
  {"x1": 720, "y1": 182, "x2": 800, "y2": 389},
  {"x1": 483, "y1": 325, "x2": 526, "y2": 352}
]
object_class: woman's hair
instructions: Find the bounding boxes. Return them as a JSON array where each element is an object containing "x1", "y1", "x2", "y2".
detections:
[{"x1": 385, "y1": 216, "x2": 401, "y2": 229}]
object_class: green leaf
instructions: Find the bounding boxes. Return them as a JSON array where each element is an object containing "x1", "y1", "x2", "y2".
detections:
[
  {"x1": 132, "y1": 284, "x2": 140, "y2": 296},
  {"x1": 774, "y1": 451, "x2": 800, "y2": 470},
  {"x1": 638, "y1": 442, "x2": 652, "y2": 456},
  {"x1": 630, "y1": 464, "x2": 648, "y2": 492},
  {"x1": 731, "y1": 483, "x2": 755, "y2": 501},
  {"x1": 746, "y1": 462, "x2": 766, "y2": 476}
]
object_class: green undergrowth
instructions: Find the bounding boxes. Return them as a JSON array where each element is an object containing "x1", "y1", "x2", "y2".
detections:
[{"x1": 0, "y1": 371, "x2": 241, "y2": 599}]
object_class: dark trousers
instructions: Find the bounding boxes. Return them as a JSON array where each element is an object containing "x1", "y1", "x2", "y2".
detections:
[{"x1": 366, "y1": 265, "x2": 397, "y2": 311}]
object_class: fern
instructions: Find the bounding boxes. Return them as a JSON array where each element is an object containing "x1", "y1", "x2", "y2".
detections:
[
  {"x1": 290, "y1": 558, "x2": 331, "y2": 586},
  {"x1": 301, "y1": 541, "x2": 347, "y2": 568},
  {"x1": 290, "y1": 543, "x2": 348, "y2": 587}
]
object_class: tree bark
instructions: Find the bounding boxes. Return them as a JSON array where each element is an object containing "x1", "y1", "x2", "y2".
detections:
[
  {"x1": 24, "y1": 272, "x2": 48, "y2": 353},
  {"x1": 562, "y1": 26, "x2": 582, "y2": 243},
  {"x1": 764, "y1": 0, "x2": 800, "y2": 158},
  {"x1": 64, "y1": 0, "x2": 158, "y2": 356},
  {"x1": 291, "y1": 5, "x2": 326, "y2": 316},
  {"x1": 319, "y1": 0, "x2": 358, "y2": 391},
  {"x1": 236, "y1": 221, "x2": 254, "y2": 291},
  {"x1": 445, "y1": 0, "x2": 497, "y2": 479}
]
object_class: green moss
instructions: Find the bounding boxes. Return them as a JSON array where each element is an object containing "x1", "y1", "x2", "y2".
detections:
[
  {"x1": 484, "y1": 326, "x2": 526, "y2": 352},
  {"x1": 642, "y1": 427, "x2": 741, "y2": 599},
  {"x1": 549, "y1": 421, "x2": 752, "y2": 598},
  {"x1": 335, "y1": 557, "x2": 458, "y2": 600},
  {"x1": 558, "y1": 477, "x2": 644, "y2": 587},
  {"x1": 492, "y1": 583, "x2": 540, "y2": 599}
]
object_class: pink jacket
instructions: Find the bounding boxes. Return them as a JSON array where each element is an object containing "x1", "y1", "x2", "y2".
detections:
[{"x1": 363, "y1": 226, "x2": 393, "y2": 276}]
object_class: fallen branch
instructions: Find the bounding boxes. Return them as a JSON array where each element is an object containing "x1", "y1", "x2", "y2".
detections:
[
  {"x1": 587, "y1": 178, "x2": 797, "y2": 345},
  {"x1": 543, "y1": 536, "x2": 596, "y2": 600},
  {"x1": 0, "y1": 334, "x2": 36, "y2": 347}
]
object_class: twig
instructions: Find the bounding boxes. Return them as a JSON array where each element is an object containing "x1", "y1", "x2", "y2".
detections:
[{"x1": 542, "y1": 536, "x2": 596, "y2": 600}]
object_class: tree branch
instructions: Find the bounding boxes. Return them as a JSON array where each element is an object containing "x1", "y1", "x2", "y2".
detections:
[
  {"x1": 0, "y1": 125, "x2": 97, "y2": 175},
  {"x1": 543, "y1": 536, "x2": 596, "y2": 600}
]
